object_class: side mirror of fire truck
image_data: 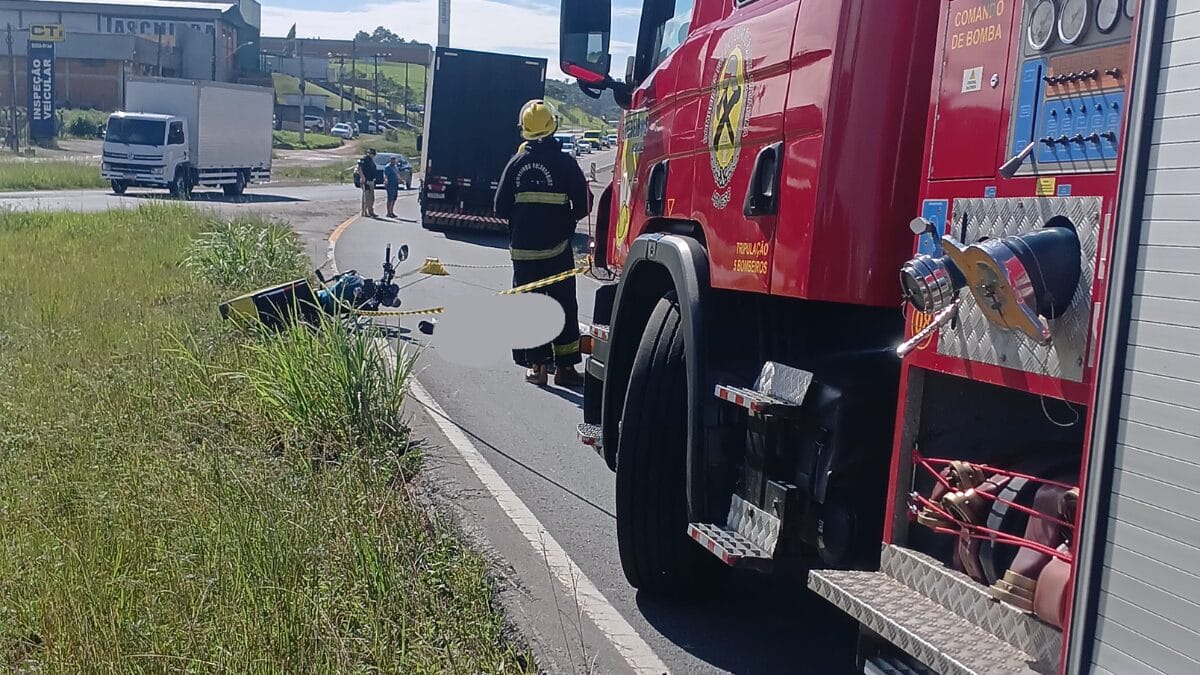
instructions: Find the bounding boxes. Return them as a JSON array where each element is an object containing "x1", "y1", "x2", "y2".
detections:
[{"x1": 560, "y1": 0, "x2": 633, "y2": 109}]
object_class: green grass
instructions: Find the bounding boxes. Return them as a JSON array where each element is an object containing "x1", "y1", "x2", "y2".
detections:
[
  {"x1": 61, "y1": 108, "x2": 110, "y2": 138},
  {"x1": 272, "y1": 130, "x2": 344, "y2": 150},
  {"x1": 183, "y1": 217, "x2": 309, "y2": 288},
  {"x1": 0, "y1": 206, "x2": 533, "y2": 673},
  {"x1": 548, "y1": 96, "x2": 610, "y2": 131},
  {"x1": 0, "y1": 156, "x2": 106, "y2": 191},
  {"x1": 274, "y1": 163, "x2": 356, "y2": 183},
  {"x1": 370, "y1": 129, "x2": 419, "y2": 157},
  {"x1": 271, "y1": 72, "x2": 354, "y2": 109}
]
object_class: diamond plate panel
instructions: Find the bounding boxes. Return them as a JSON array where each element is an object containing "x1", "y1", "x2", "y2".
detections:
[
  {"x1": 808, "y1": 569, "x2": 1049, "y2": 675},
  {"x1": 938, "y1": 197, "x2": 1101, "y2": 382},
  {"x1": 881, "y1": 546, "x2": 1062, "y2": 668},
  {"x1": 726, "y1": 494, "x2": 782, "y2": 555}
]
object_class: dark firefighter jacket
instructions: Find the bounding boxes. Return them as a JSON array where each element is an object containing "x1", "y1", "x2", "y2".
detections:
[{"x1": 494, "y1": 137, "x2": 590, "y2": 260}]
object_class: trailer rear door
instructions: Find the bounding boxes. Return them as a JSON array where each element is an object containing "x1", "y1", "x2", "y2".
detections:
[{"x1": 1072, "y1": 2, "x2": 1200, "y2": 673}]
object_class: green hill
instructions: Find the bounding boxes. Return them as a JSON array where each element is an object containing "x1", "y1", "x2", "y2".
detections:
[
  {"x1": 272, "y1": 66, "x2": 620, "y2": 135},
  {"x1": 546, "y1": 79, "x2": 622, "y2": 129}
]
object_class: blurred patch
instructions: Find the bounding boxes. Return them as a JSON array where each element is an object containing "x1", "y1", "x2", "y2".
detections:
[{"x1": 435, "y1": 293, "x2": 564, "y2": 368}]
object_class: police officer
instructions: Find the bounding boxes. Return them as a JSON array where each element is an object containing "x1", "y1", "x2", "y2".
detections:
[{"x1": 495, "y1": 100, "x2": 590, "y2": 387}]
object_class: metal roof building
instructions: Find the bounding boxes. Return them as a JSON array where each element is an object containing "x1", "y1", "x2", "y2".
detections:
[{"x1": 0, "y1": 0, "x2": 262, "y2": 109}]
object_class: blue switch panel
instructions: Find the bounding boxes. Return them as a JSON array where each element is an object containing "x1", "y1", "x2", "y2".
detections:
[{"x1": 1037, "y1": 90, "x2": 1124, "y2": 164}]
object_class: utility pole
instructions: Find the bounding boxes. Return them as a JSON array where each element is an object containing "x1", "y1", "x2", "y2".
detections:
[
  {"x1": 438, "y1": 0, "x2": 450, "y2": 48},
  {"x1": 373, "y1": 52, "x2": 379, "y2": 129},
  {"x1": 298, "y1": 38, "x2": 306, "y2": 144},
  {"x1": 404, "y1": 62, "x2": 409, "y2": 127},
  {"x1": 336, "y1": 54, "x2": 344, "y2": 120},
  {"x1": 5, "y1": 24, "x2": 17, "y2": 152}
]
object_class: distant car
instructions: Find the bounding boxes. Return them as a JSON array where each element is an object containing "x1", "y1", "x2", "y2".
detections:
[
  {"x1": 577, "y1": 139, "x2": 593, "y2": 154},
  {"x1": 353, "y1": 152, "x2": 413, "y2": 190},
  {"x1": 358, "y1": 121, "x2": 381, "y2": 135},
  {"x1": 386, "y1": 118, "x2": 409, "y2": 129},
  {"x1": 606, "y1": 133, "x2": 618, "y2": 145},
  {"x1": 555, "y1": 134, "x2": 579, "y2": 156},
  {"x1": 330, "y1": 122, "x2": 356, "y2": 139},
  {"x1": 304, "y1": 115, "x2": 325, "y2": 132}
]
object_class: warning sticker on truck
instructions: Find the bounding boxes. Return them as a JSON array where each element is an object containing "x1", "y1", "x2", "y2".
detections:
[{"x1": 962, "y1": 66, "x2": 984, "y2": 93}]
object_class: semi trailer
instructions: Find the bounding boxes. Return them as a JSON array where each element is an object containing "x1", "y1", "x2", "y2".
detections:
[
  {"x1": 102, "y1": 77, "x2": 273, "y2": 198},
  {"x1": 560, "y1": 0, "x2": 1198, "y2": 673},
  {"x1": 418, "y1": 47, "x2": 547, "y2": 231}
]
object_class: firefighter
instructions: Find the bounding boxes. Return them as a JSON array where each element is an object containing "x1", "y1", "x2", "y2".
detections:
[{"x1": 495, "y1": 99, "x2": 590, "y2": 387}]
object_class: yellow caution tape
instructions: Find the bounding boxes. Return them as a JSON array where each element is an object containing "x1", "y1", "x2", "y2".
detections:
[
  {"x1": 501, "y1": 259, "x2": 591, "y2": 295},
  {"x1": 353, "y1": 306, "x2": 445, "y2": 318}
]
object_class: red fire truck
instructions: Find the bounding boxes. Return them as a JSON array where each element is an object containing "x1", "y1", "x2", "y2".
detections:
[{"x1": 560, "y1": 0, "x2": 1198, "y2": 672}]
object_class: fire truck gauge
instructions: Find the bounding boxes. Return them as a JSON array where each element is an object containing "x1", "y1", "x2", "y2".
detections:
[
  {"x1": 1097, "y1": 0, "x2": 1120, "y2": 33},
  {"x1": 1058, "y1": 0, "x2": 1089, "y2": 46},
  {"x1": 1028, "y1": 0, "x2": 1056, "y2": 51},
  {"x1": 1124, "y1": 0, "x2": 1136, "y2": 19}
]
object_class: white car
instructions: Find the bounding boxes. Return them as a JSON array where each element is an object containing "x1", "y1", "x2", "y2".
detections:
[
  {"x1": 556, "y1": 134, "x2": 579, "y2": 156},
  {"x1": 577, "y1": 139, "x2": 593, "y2": 154},
  {"x1": 330, "y1": 122, "x2": 355, "y2": 139},
  {"x1": 303, "y1": 115, "x2": 325, "y2": 132},
  {"x1": 607, "y1": 133, "x2": 618, "y2": 146}
]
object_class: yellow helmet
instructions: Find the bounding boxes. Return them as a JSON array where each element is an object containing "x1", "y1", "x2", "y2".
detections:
[{"x1": 519, "y1": 99, "x2": 558, "y2": 140}]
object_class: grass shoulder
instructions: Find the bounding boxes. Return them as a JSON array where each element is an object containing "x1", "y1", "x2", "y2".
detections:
[
  {"x1": 0, "y1": 153, "x2": 105, "y2": 191},
  {"x1": 272, "y1": 130, "x2": 344, "y2": 150},
  {"x1": 0, "y1": 206, "x2": 532, "y2": 672}
]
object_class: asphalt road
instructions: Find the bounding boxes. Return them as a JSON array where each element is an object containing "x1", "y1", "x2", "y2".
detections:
[{"x1": 1, "y1": 147, "x2": 858, "y2": 673}]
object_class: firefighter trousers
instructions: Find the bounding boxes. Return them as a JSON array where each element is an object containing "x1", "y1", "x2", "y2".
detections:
[{"x1": 511, "y1": 247, "x2": 581, "y2": 369}]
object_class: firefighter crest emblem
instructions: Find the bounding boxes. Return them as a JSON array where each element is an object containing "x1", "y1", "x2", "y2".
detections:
[{"x1": 706, "y1": 31, "x2": 752, "y2": 209}]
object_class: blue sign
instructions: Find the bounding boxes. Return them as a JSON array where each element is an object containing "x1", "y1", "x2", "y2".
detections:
[
  {"x1": 27, "y1": 41, "x2": 56, "y2": 140},
  {"x1": 918, "y1": 200, "x2": 949, "y2": 256}
]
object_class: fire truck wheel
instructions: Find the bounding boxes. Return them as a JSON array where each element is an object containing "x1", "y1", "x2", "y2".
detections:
[{"x1": 615, "y1": 294, "x2": 724, "y2": 594}]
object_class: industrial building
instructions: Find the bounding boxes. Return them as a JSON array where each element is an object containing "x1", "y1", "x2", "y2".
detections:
[{"x1": 0, "y1": 0, "x2": 261, "y2": 110}]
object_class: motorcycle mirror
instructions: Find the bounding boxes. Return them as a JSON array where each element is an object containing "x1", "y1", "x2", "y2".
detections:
[{"x1": 398, "y1": 244, "x2": 410, "y2": 262}]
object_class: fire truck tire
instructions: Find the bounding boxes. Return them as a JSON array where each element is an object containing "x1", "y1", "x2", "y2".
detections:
[{"x1": 616, "y1": 294, "x2": 724, "y2": 594}]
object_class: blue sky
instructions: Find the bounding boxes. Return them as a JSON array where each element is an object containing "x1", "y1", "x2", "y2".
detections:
[{"x1": 260, "y1": 0, "x2": 642, "y2": 79}]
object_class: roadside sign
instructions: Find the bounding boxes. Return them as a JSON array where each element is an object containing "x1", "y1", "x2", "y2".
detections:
[
  {"x1": 27, "y1": 40, "x2": 56, "y2": 139},
  {"x1": 28, "y1": 24, "x2": 64, "y2": 42}
]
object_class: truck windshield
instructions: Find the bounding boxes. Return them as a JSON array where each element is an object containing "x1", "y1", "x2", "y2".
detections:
[{"x1": 106, "y1": 117, "x2": 166, "y2": 146}]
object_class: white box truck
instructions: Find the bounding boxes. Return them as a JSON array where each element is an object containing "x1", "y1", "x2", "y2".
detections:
[{"x1": 102, "y1": 77, "x2": 273, "y2": 198}]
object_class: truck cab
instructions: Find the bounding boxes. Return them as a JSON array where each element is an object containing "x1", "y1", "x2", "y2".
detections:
[
  {"x1": 561, "y1": 0, "x2": 939, "y2": 591},
  {"x1": 102, "y1": 112, "x2": 188, "y2": 196}
]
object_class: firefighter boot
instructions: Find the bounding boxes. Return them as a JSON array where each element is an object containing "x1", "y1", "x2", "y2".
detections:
[
  {"x1": 526, "y1": 365, "x2": 548, "y2": 386},
  {"x1": 553, "y1": 365, "x2": 585, "y2": 388}
]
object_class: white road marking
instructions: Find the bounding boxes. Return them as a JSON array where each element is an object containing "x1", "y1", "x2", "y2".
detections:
[
  {"x1": 409, "y1": 380, "x2": 669, "y2": 675},
  {"x1": 331, "y1": 214, "x2": 669, "y2": 675}
]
